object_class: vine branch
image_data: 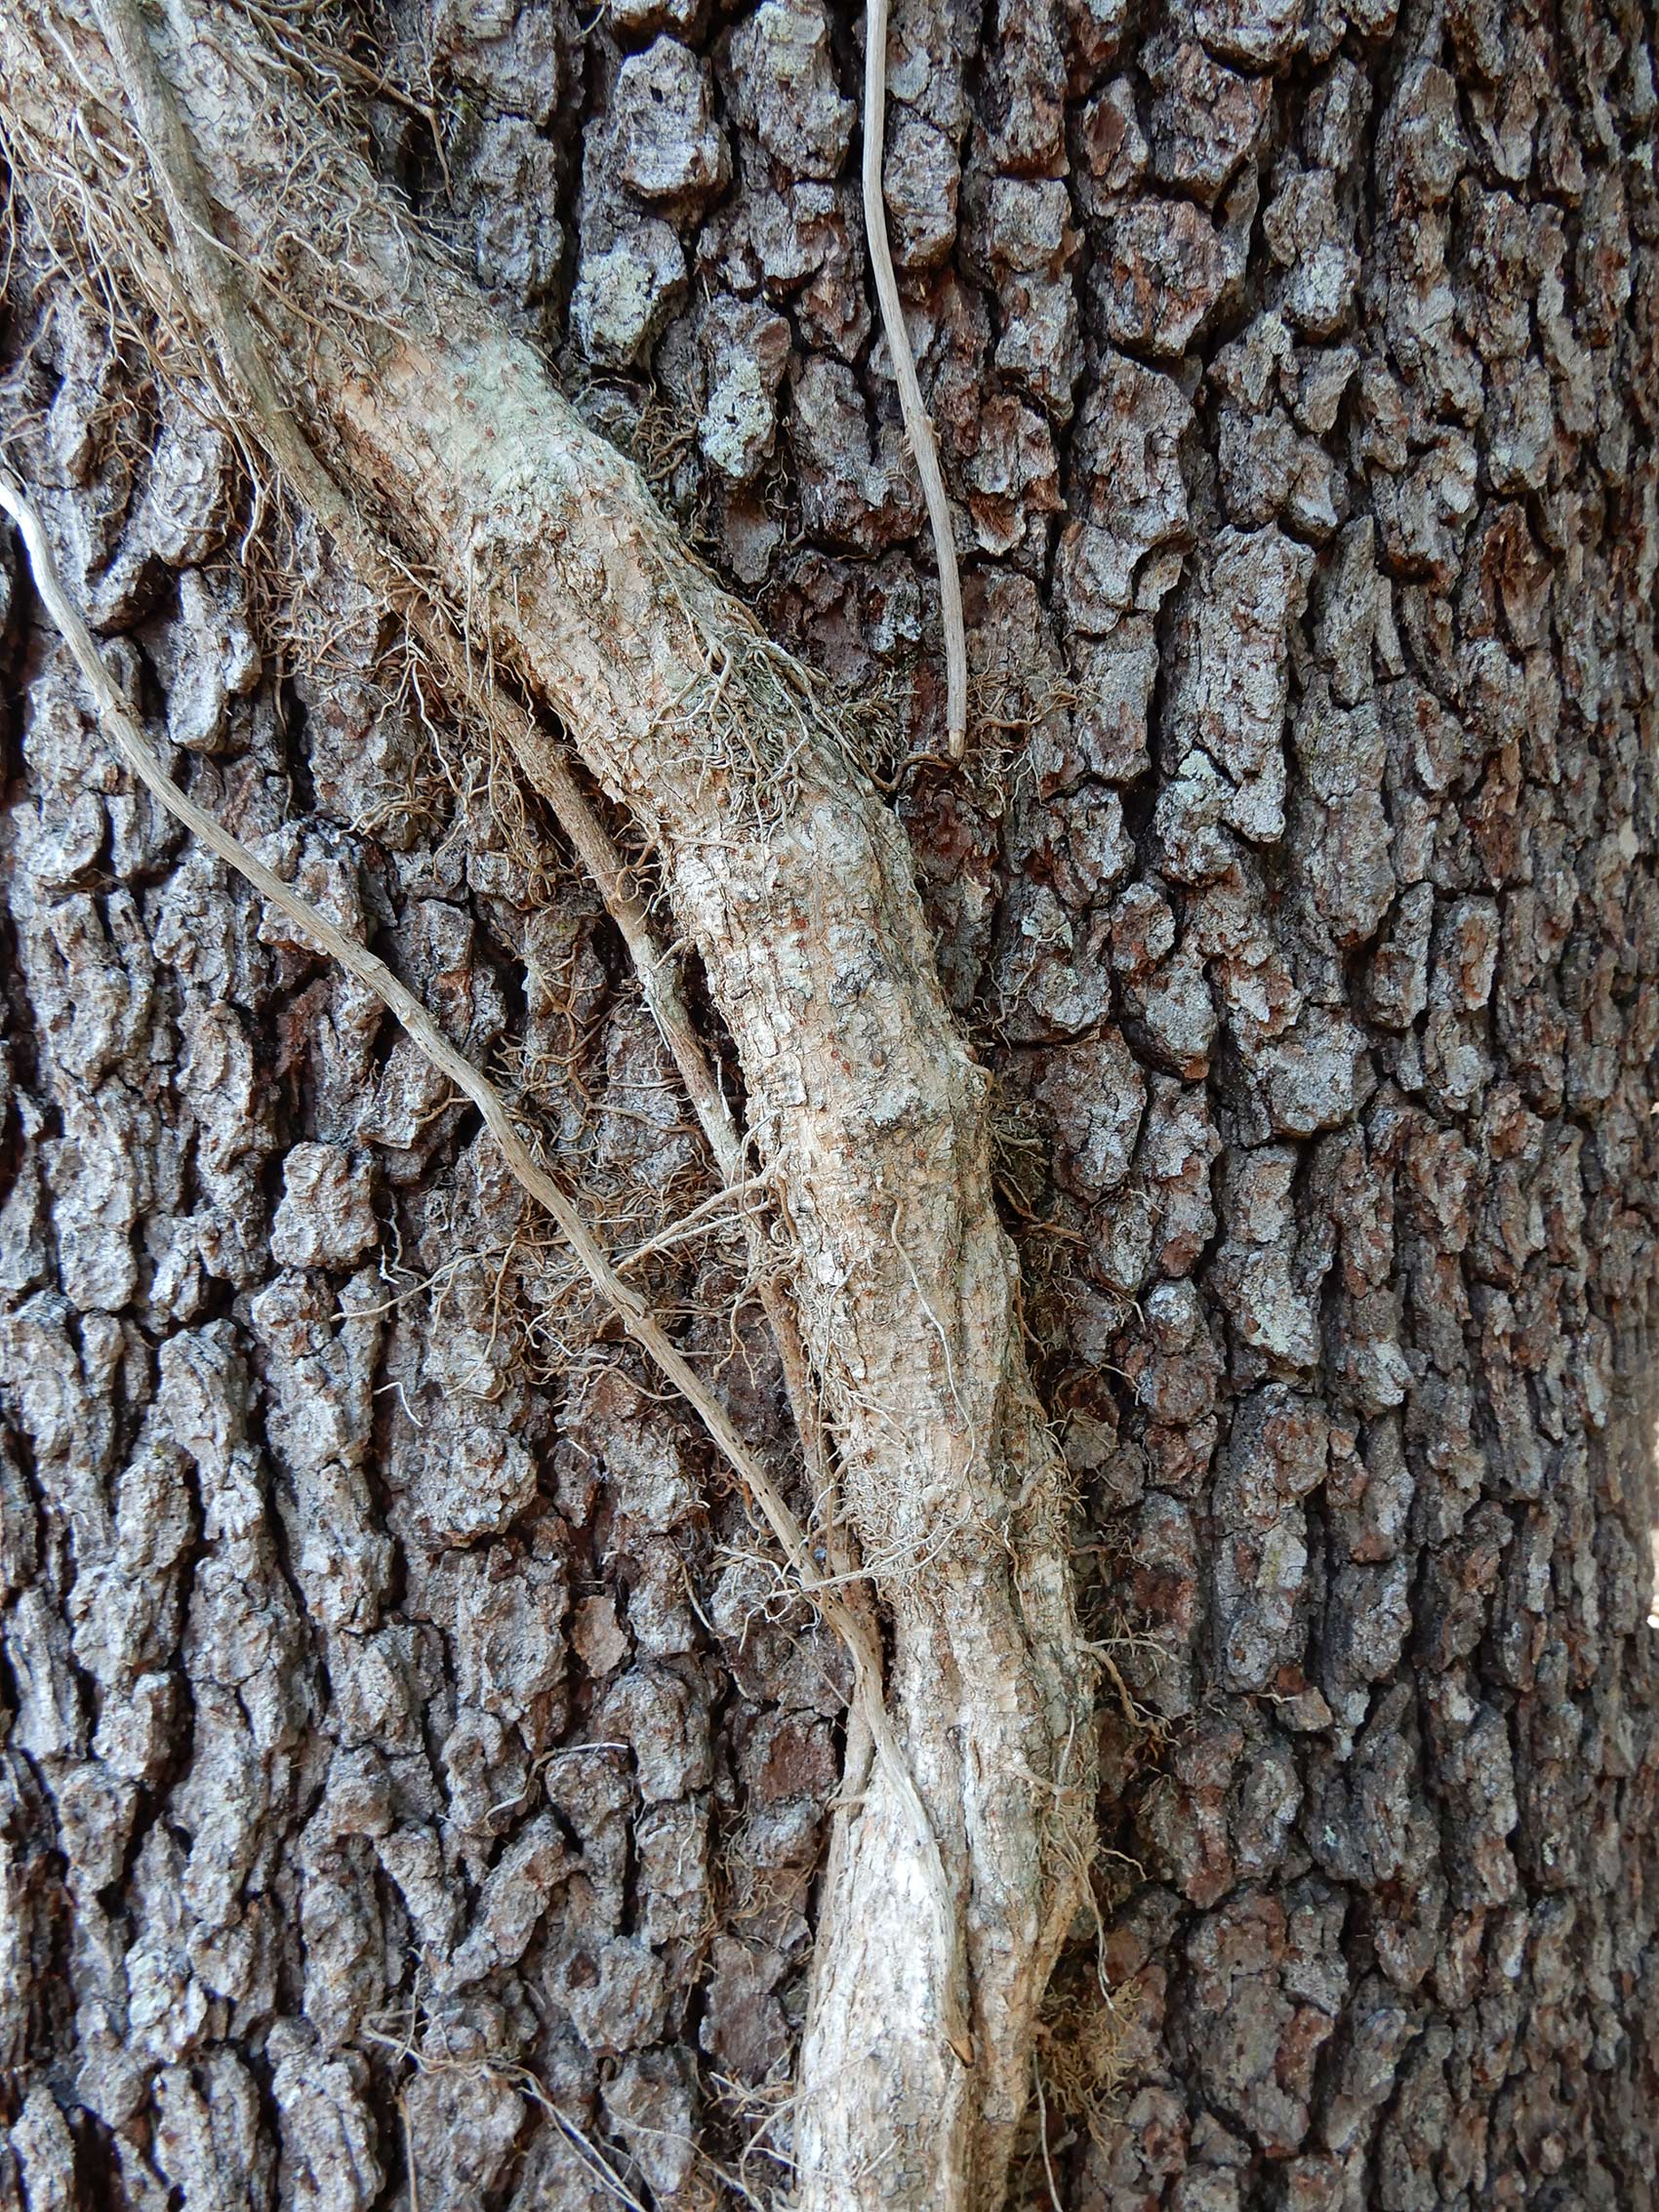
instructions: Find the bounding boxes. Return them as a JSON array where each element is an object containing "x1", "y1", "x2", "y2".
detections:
[
  {"x1": 89, "y1": 0, "x2": 843, "y2": 1533},
  {"x1": 862, "y1": 0, "x2": 968, "y2": 758}
]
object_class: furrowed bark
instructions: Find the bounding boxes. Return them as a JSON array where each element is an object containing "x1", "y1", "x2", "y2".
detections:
[
  {"x1": 9, "y1": 0, "x2": 1659, "y2": 2201},
  {"x1": 0, "y1": 6, "x2": 1097, "y2": 2204}
]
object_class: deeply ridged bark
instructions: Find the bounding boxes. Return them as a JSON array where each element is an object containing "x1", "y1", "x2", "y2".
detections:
[{"x1": 2, "y1": 0, "x2": 1657, "y2": 2206}]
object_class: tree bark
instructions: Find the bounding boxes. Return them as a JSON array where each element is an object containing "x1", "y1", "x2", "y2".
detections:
[{"x1": 2, "y1": 0, "x2": 1658, "y2": 2207}]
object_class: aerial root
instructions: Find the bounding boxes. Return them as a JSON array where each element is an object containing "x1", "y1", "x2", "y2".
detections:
[{"x1": 860, "y1": 0, "x2": 967, "y2": 756}]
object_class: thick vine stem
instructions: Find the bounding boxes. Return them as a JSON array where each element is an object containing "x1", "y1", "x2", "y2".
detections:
[
  {"x1": 82, "y1": 0, "x2": 920, "y2": 2074},
  {"x1": 862, "y1": 0, "x2": 969, "y2": 758},
  {"x1": 0, "y1": 8, "x2": 1099, "y2": 2203}
]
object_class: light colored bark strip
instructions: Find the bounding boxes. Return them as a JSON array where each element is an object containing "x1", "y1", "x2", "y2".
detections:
[
  {"x1": 862, "y1": 0, "x2": 969, "y2": 758},
  {"x1": 0, "y1": 9, "x2": 1098, "y2": 2201}
]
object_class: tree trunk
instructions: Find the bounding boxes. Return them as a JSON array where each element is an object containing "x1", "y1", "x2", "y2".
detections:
[{"x1": 2, "y1": 0, "x2": 1658, "y2": 2208}]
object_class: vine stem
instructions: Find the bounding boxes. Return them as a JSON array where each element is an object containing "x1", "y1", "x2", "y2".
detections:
[{"x1": 862, "y1": 0, "x2": 969, "y2": 758}]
